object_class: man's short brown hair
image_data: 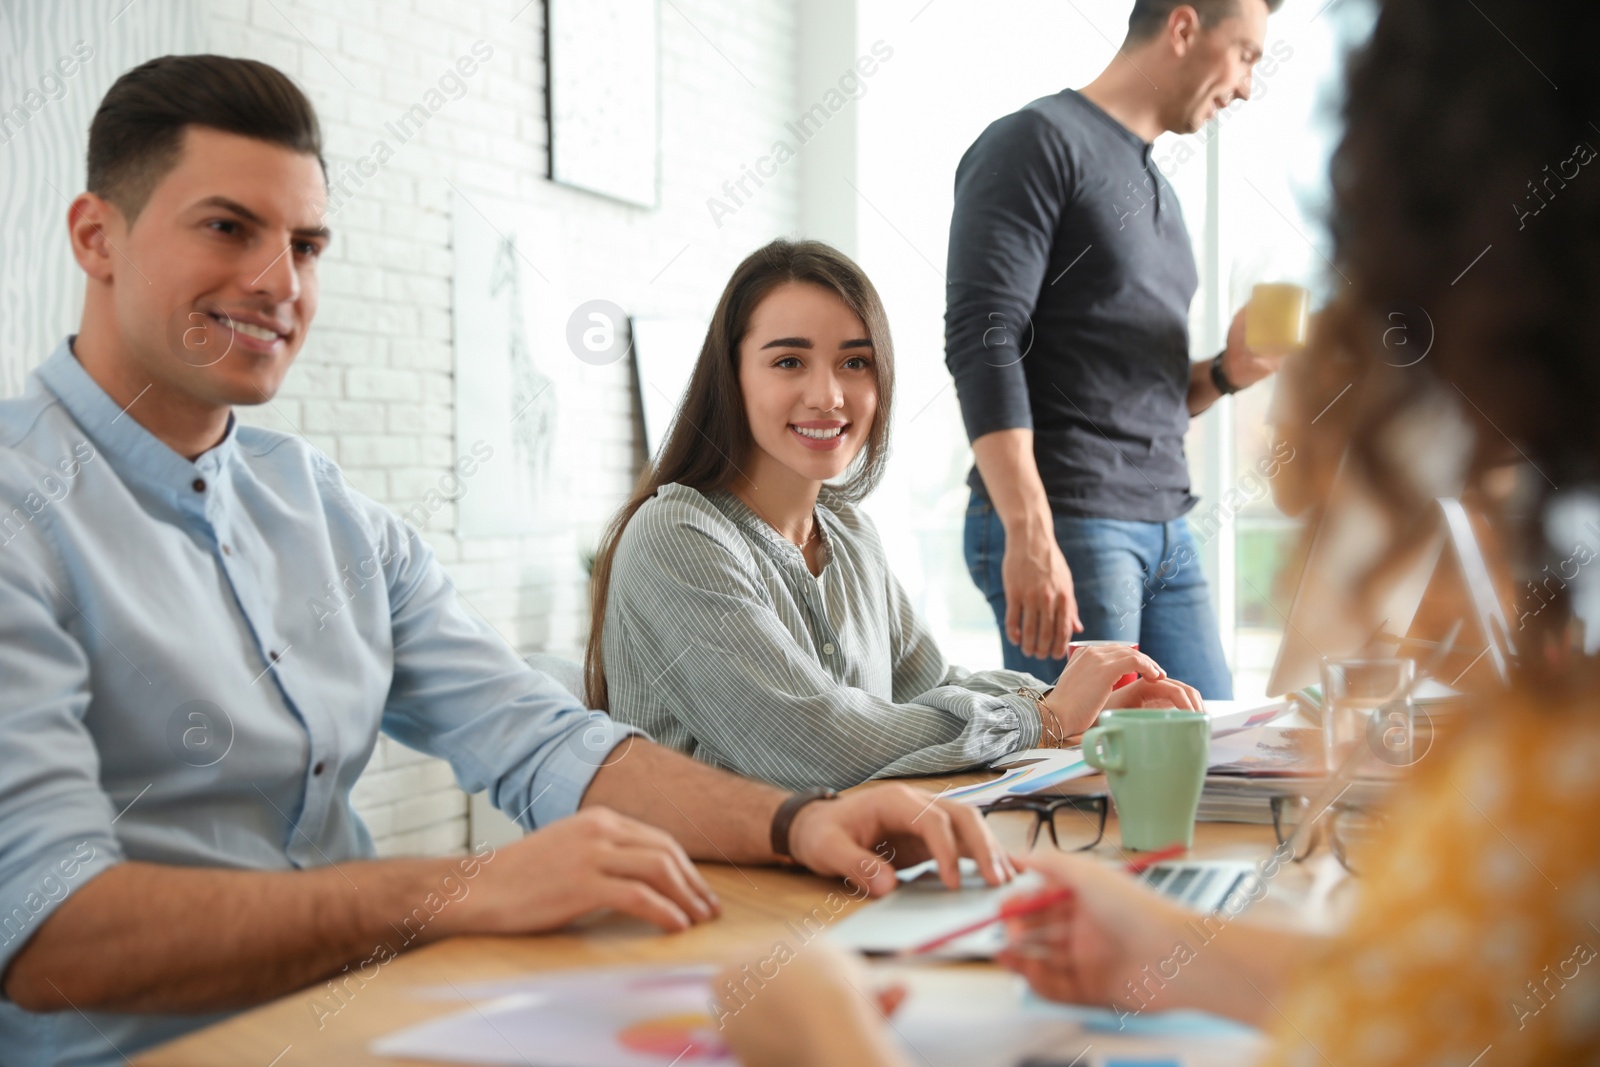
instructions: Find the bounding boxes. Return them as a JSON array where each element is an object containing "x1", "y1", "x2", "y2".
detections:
[
  {"x1": 1125, "y1": 0, "x2": 1283, "y2": 42},
  {"x1": 87, "y1": 54, "x2": 325, "y2": 221}
]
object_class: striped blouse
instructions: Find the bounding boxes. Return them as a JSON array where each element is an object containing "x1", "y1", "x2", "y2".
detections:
[{"x1": 600, "y1": 483, "x2": 1049, "y2": 791}]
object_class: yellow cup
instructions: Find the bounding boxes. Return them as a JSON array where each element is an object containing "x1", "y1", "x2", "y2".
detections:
[{"x1": 1245, "y1": 283, "x2": 1310, "y2": 354}]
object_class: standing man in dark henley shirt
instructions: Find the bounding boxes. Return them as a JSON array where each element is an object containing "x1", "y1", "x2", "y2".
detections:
[{"x1": 947, "y1": 0, "x2": 1286, "y2": 698}]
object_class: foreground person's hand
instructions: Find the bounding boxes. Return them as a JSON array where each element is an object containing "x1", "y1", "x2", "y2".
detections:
[
  {"x1": 997, "y1": 851, "x2": 1189, "y2": 1010},
  {"x1": 712, "y1": 943, "x2": 909, "y2": 1067},
  {"x1": 1001, "y1": 849, "x2": 1318, "y2": 1027}
]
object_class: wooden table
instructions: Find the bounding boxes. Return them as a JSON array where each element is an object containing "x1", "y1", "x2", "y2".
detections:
[{"x1": 136, "y1": 773, "x2": 1346, "y2": 1066}]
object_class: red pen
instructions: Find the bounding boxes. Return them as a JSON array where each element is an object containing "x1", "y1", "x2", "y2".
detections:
[{"x1": 903, "y1": 843, "x2": 1187, "y2": 956}]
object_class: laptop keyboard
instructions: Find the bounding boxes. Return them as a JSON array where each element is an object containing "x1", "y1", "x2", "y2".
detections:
[{"x1": 1141, "y1": 861, "x2": 1258, "y2": 914}]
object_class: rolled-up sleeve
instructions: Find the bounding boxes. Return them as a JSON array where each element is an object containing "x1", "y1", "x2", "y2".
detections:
[
  {"x1": 354, "y1": 493, "x2": 639, "y2": 831},
  {"x1": 605, "y1": 504, "x2": 1041, "y2": 792},
  {"x1": 944, "y1": 107, "x2": 1074, "y2": 443},
  {"x1": 0, "y1": 496, "x2": 123, "y2": 986},
  {"x1": 885, "y1": 565, "x2": 1054, "y2": 706}
]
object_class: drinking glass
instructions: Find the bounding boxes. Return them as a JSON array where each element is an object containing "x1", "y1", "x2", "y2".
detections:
[
  {"x1": 1245, "y1": 282, "x2": 1311, "y2": 355},
  {"x1": 1319, "y1": 657, "x2": 1415, "y2": 773}
]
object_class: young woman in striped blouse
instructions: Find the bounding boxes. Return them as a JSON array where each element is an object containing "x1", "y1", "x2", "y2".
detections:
[{"x1": 586, "y1": 240, "x2": 1201, "y2": 791}]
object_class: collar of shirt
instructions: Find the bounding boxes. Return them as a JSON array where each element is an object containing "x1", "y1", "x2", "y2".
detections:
[
  {"x1": 706, "y1": 488, "x2": 837, "y2": 573},
  {"x1": 1067, "y1": 89, "x2": 1167, "y2": 217},
  {"x1": 37, "y1": 337, "x2": 239, "y2": 527}
]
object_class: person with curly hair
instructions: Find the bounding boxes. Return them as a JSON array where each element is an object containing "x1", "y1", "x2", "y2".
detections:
[{"x1": 711, "y1": 0, "x2": 1600, "y2": 1061}]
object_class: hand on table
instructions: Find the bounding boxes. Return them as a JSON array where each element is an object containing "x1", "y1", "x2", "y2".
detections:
[
  {"x1": 787, "y1": 784, "x2": 1016, "y2": 895},
  {"x1": 1040, "y1": 644, "x2": 1173, "y2": 736},
  {"x1": 440, "y1": 806, "x2": 719, "y2": 936}
]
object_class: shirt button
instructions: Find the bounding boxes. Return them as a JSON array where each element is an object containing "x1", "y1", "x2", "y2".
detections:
[
  {"x1": 192, "y1": 478, "x2": 207, "y2": 493},
  {"x1": 312, "y1": 760, "x2": 326, "y2": 776},
  {"x1": 268, "y1": 649, "x2": 280, "y2": 662},
  {"x1": 221, "y1": 544, "x2": 232, "y2": 556},
  {"x1": 822, "y1": 642, "x2": 836, "y2": 656}
]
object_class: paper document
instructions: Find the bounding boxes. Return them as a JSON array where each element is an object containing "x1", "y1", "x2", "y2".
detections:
[
  {"x1": 826, "y1": 858, "x2": 1045, "y2": 958},
  {"x1": 372, "y1": 961, "x2": 1089, "y2": 1066},
  {"x1": 1207, "y1": 726, "x2": 1322, "y2": 777},
  {"x1": 372, "y1": 965, "x2": 720, "y2": 1066},
  {"x1": 970, "y1": 702, "x2": 1291, "y2": 806},
  {"x1": 1201, "y1": 699, "x2": 1290, "y2": 735},
  {"x1": 951, "y1": 750, "x2": 1096, "y2": 806},
  {"x1": 994, "y1": 701, "x2": 1290, "y2": 772}
]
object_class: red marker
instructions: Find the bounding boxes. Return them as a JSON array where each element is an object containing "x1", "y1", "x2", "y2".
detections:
[{"x1": 903, "y1": 844, "x2": 1187, "y2": 956}]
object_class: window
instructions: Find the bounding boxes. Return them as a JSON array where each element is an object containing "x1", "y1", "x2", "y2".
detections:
[
  {"x1": 851, "y1": 0, "x2": 1374, "y2": 691},
  {"x1": 1210, "y1": 0, "x2": 1376, "y2": 700}
]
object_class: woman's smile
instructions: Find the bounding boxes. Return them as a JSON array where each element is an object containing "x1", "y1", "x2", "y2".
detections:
[{"x1": 789, "y1": 420, "x2": 850, "y2": 451}]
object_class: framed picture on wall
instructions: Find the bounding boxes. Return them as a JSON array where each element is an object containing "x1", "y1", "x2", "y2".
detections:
[
  {"x1": 545, "y1": 0, "x2": 660, "y2": 208},
  {"x1": 452, "y1": 190, "x2": 577, "y2": 538},
  {"x1": 629, "y1": 316, "x2": 707, "y2": 461}
]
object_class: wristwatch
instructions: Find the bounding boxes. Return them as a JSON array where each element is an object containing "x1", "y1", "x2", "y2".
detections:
[
  {"x1": 1210, "y1": 353, "x2": 1239, "y2": 396},
  {"x1": 771, "y1": 787, "x2": 839, "y2": 860}
]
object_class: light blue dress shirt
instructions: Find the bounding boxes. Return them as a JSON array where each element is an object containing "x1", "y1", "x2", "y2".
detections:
[{"x1": 0, "y1": 339, "x2": 634, "y2": 1066}]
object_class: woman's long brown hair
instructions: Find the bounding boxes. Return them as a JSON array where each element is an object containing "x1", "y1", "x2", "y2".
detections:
[{"x1": 584, "y1": 239, "x2": 896, "y2": 709}]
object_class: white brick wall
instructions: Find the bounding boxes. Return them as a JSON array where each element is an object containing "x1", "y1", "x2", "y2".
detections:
[{"x1": 207, "y1": 0, "x2": 801, "y2": 856}]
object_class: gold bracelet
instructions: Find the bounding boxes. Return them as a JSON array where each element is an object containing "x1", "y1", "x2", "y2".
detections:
[{"x1": 1018, "y1": 687, "x2": 1064, "y2": 749}]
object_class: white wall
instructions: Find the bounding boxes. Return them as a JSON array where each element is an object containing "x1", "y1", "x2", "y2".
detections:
[
  {"x1": 3, "y1": 0, "x2": 802, "y2": 858},
  {"x1": 219, "y1": 0, "x2": 804, "y2": 855},
  {"x1": 0, "y1": 0, "x2": 206, "y2": 394}
]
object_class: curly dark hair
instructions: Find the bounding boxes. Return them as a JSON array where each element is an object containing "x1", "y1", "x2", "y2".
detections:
[{"x1": 1330, "y1": 0, "x2": 1600, "y2": 675}]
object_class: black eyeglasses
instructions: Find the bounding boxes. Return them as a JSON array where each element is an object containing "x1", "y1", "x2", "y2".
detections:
[
  {"x1": 979, "y1": 794, "x2": 1108, "y2": 852},
  {"x1": 1270, "y1": 794, "x2": 1387, "y2": 876}
]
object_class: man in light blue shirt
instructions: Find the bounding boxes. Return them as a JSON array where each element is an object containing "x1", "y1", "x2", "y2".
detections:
[{"x1": 0, "y1": 55, "x2": 1010, "y2": 1066}]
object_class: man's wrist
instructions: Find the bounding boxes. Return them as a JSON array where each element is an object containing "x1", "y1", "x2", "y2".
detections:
[
  {"x1": 771, "y1": 787, "x2": 839, "y2": 862},
  {"x1": 1210, "y1": 353, "x2": 1240, "y2": 396},
  {"x1": 366, "y1": 856, "x2": 475, "y2": 942},
  {"x1": 1000, "y1": 505, "x2": 1055, "y2": 542}
]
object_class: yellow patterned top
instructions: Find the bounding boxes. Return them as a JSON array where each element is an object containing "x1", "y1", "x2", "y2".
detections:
[{"x1": 1261, "y1": 695, "x2": 1600, "y2": 1065}]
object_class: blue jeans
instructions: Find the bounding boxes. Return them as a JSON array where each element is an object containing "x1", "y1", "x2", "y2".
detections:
[{"x1": 963, "y1": 494, "x2": 1233, "y2": 699}]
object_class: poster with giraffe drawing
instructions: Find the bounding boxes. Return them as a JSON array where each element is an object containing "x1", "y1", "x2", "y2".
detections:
[{"x1": 452, "y1": 191, "x2": 571, "y2": 537}]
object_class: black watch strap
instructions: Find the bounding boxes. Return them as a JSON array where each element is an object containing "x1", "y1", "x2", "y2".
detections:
[
  {"x1": 771, "y1": 787, "x2": 838, "y2": 860},
  {"x1": 1210, "y1": 353, "x2": 1239, "y2": 396}
]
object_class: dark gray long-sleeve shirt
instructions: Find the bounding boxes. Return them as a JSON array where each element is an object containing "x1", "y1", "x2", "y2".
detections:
[{"x1": 945, "y1": 89, "x2": 1200, "y2": 522}]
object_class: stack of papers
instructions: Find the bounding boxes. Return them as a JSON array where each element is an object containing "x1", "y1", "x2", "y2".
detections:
[
  {"x1": 1203, "y1": 698, "x2": 1293, "y2": 735},
  {"x1": 956, "y1": 701, "x2": 1296, "y2": 808},
  {"x1": 1206, "y1": 726, "x2": 1322, "y2": 777},
  {"x1": 1199, "y1": 713, "x2": 1321, "y2": 823},
  {"x1": 1196, "y1": 778, "x2": 1287, "y2": 824}
]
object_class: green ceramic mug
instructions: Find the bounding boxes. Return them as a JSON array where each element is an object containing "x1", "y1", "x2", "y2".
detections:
[{"x1": 1081, "y1": 708, "x2": 1209, "y2": 850}]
